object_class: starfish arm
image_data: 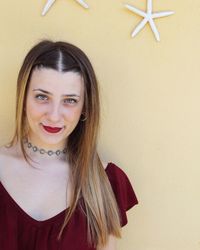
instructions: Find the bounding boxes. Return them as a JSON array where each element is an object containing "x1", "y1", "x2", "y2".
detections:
[
  {"x1": 147, "y1": 0, "x2": 152, "y2": 13},
  {"x1": 125, "y1": 4, "x2": 147, "y2": 18},
  {"x1": 75, "y1": 0, "x2": 89, "y2": 9},
  {"x1": 42, "y1": 0, "x2": 56, "y2": 16},
  {"x1": 131, "y1": 18, "x2": 148, "y2": 38},
  {"x1": 148, "y1": 18, "x2": 160, "y2": 41},
  {"x1": 152, "y1": 11, "x2": 174, "y2": 19}
]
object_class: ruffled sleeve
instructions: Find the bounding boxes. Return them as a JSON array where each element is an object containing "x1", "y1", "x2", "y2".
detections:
[{"x1": 105, "y1": 162, "x2": 138, "y2": 227}]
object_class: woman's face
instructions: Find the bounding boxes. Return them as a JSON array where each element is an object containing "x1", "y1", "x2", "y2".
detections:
[{"x1": 25, "y1": 68, "x2": 84, "y2": 150}]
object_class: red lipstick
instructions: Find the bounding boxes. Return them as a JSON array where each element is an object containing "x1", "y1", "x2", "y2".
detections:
[{"x1": 42, "y1": 125, "x2": 62, "y2": 133}]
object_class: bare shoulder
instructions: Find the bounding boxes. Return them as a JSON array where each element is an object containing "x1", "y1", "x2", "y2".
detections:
[
  {"x1": 0, "y1": 144, "x2": 19, "y2": 158},
  {"x1": 0, "y1": 145, "x2": 10, "y2": 160},
  {"x1": 0, "y1": 144, "x2": 21, "y2": 180}
]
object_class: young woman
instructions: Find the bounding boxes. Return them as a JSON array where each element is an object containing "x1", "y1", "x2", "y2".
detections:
[{"x1": 0, "y1": 40, "x2": 138, "y2": 250}]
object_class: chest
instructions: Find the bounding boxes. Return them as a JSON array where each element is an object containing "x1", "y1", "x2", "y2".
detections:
[{"x1": 0, "y1": 158, "x2": 70, "y2": 221}]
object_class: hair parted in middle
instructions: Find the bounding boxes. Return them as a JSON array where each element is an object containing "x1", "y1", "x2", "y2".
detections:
[{"x1": 9, "y1": 40, "x2": 121, "y2": 247}]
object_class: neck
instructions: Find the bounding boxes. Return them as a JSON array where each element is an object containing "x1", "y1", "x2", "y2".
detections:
[{"x1": 23, "y1": 138, "x2": 67, "y2": 162}]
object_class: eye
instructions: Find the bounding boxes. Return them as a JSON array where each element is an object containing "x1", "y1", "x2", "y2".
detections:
[
  {"x1": 63, "y1": 98, "x2": 78, "y2": 105},
  {"x1": 35, "y1": 94, "x2": 48, "y2": 101}
]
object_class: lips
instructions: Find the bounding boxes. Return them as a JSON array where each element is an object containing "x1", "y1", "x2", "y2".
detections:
[{"x1": 42, "y1": 125, "x2": 63, "y2": 134}]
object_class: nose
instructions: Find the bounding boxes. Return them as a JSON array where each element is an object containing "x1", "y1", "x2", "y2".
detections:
[{"x1": 46, "y1": 102, "x2": 62, "y2": 123}]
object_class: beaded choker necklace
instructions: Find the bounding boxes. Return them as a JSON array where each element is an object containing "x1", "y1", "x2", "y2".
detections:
[{"x1": 24, "y1": 139, "x2": 67, "y2": 156}]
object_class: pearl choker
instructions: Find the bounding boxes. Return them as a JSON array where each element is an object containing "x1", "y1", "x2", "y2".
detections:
[{"x1": 24, "y1": 139, "x2": 67, "y2": 156}]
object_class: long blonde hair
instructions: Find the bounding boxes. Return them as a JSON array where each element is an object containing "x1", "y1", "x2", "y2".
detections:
[{"x1": 9, "y1": 40, "x2": 121, "y2": 247}]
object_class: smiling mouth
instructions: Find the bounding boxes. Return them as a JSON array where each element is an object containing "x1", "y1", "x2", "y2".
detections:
[{"x1": 42, "y1": 125, "x2": 63, "y2": 134}]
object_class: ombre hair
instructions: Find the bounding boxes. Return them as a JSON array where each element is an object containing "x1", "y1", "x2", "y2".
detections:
[{"x1": 9, "y1": 40, "x2": 121, "y2": 247}]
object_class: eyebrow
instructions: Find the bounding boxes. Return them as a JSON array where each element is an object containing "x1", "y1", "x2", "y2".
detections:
[{"x1": 33, "y1": 88, "x2": 80, "y2": 98}]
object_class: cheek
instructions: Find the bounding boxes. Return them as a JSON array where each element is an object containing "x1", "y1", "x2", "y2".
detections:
[
  {"x1": 26, "y1": 101, "x2": 45, "y2": 121},
  {"x1": 64, "y1": 108, "x2": 82, "y2": 122}
]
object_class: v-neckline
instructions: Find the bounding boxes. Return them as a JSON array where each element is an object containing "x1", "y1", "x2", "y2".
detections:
[
  {"x1": 0, "y1": 162, "x2": 112, "y2": 226},
  {"x1": 0, "y1": 180, "x2": 67, "y2": 226}
]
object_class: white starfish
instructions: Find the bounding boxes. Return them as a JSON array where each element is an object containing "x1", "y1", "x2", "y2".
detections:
[
  {"x1": 125, "y1": 0, "x2": 174, "y2": 41},
  {"x1": 42, "y1": 0, "x2": 89, "y2": 16}
]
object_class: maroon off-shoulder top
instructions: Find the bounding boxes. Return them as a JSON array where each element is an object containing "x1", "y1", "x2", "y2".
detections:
[{"x1": 0, "y1": 163, "x2": 138, "y2": 250}]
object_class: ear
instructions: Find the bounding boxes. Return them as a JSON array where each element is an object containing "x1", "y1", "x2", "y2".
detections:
[{"x1": 80, "y1": 113, "x2": 87, "y2": 122}]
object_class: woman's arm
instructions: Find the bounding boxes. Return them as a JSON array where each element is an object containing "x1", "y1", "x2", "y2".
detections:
[{"x1": 97, "y1": 235, "x2": 117, "y2": 250}]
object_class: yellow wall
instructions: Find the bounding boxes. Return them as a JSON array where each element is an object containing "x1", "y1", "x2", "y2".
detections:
[{"x1": 0, "y1": 1, "x2": 200, "y2": 249}]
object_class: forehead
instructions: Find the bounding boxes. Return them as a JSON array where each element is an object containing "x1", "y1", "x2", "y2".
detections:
[{"x1": 28, "y1": 68, "x2": 84, "y2": 95}]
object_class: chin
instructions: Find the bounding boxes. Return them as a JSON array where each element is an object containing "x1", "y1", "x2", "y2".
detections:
[{"x1": 32, "y1": 133, "x2": 66, "y2": 148}]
